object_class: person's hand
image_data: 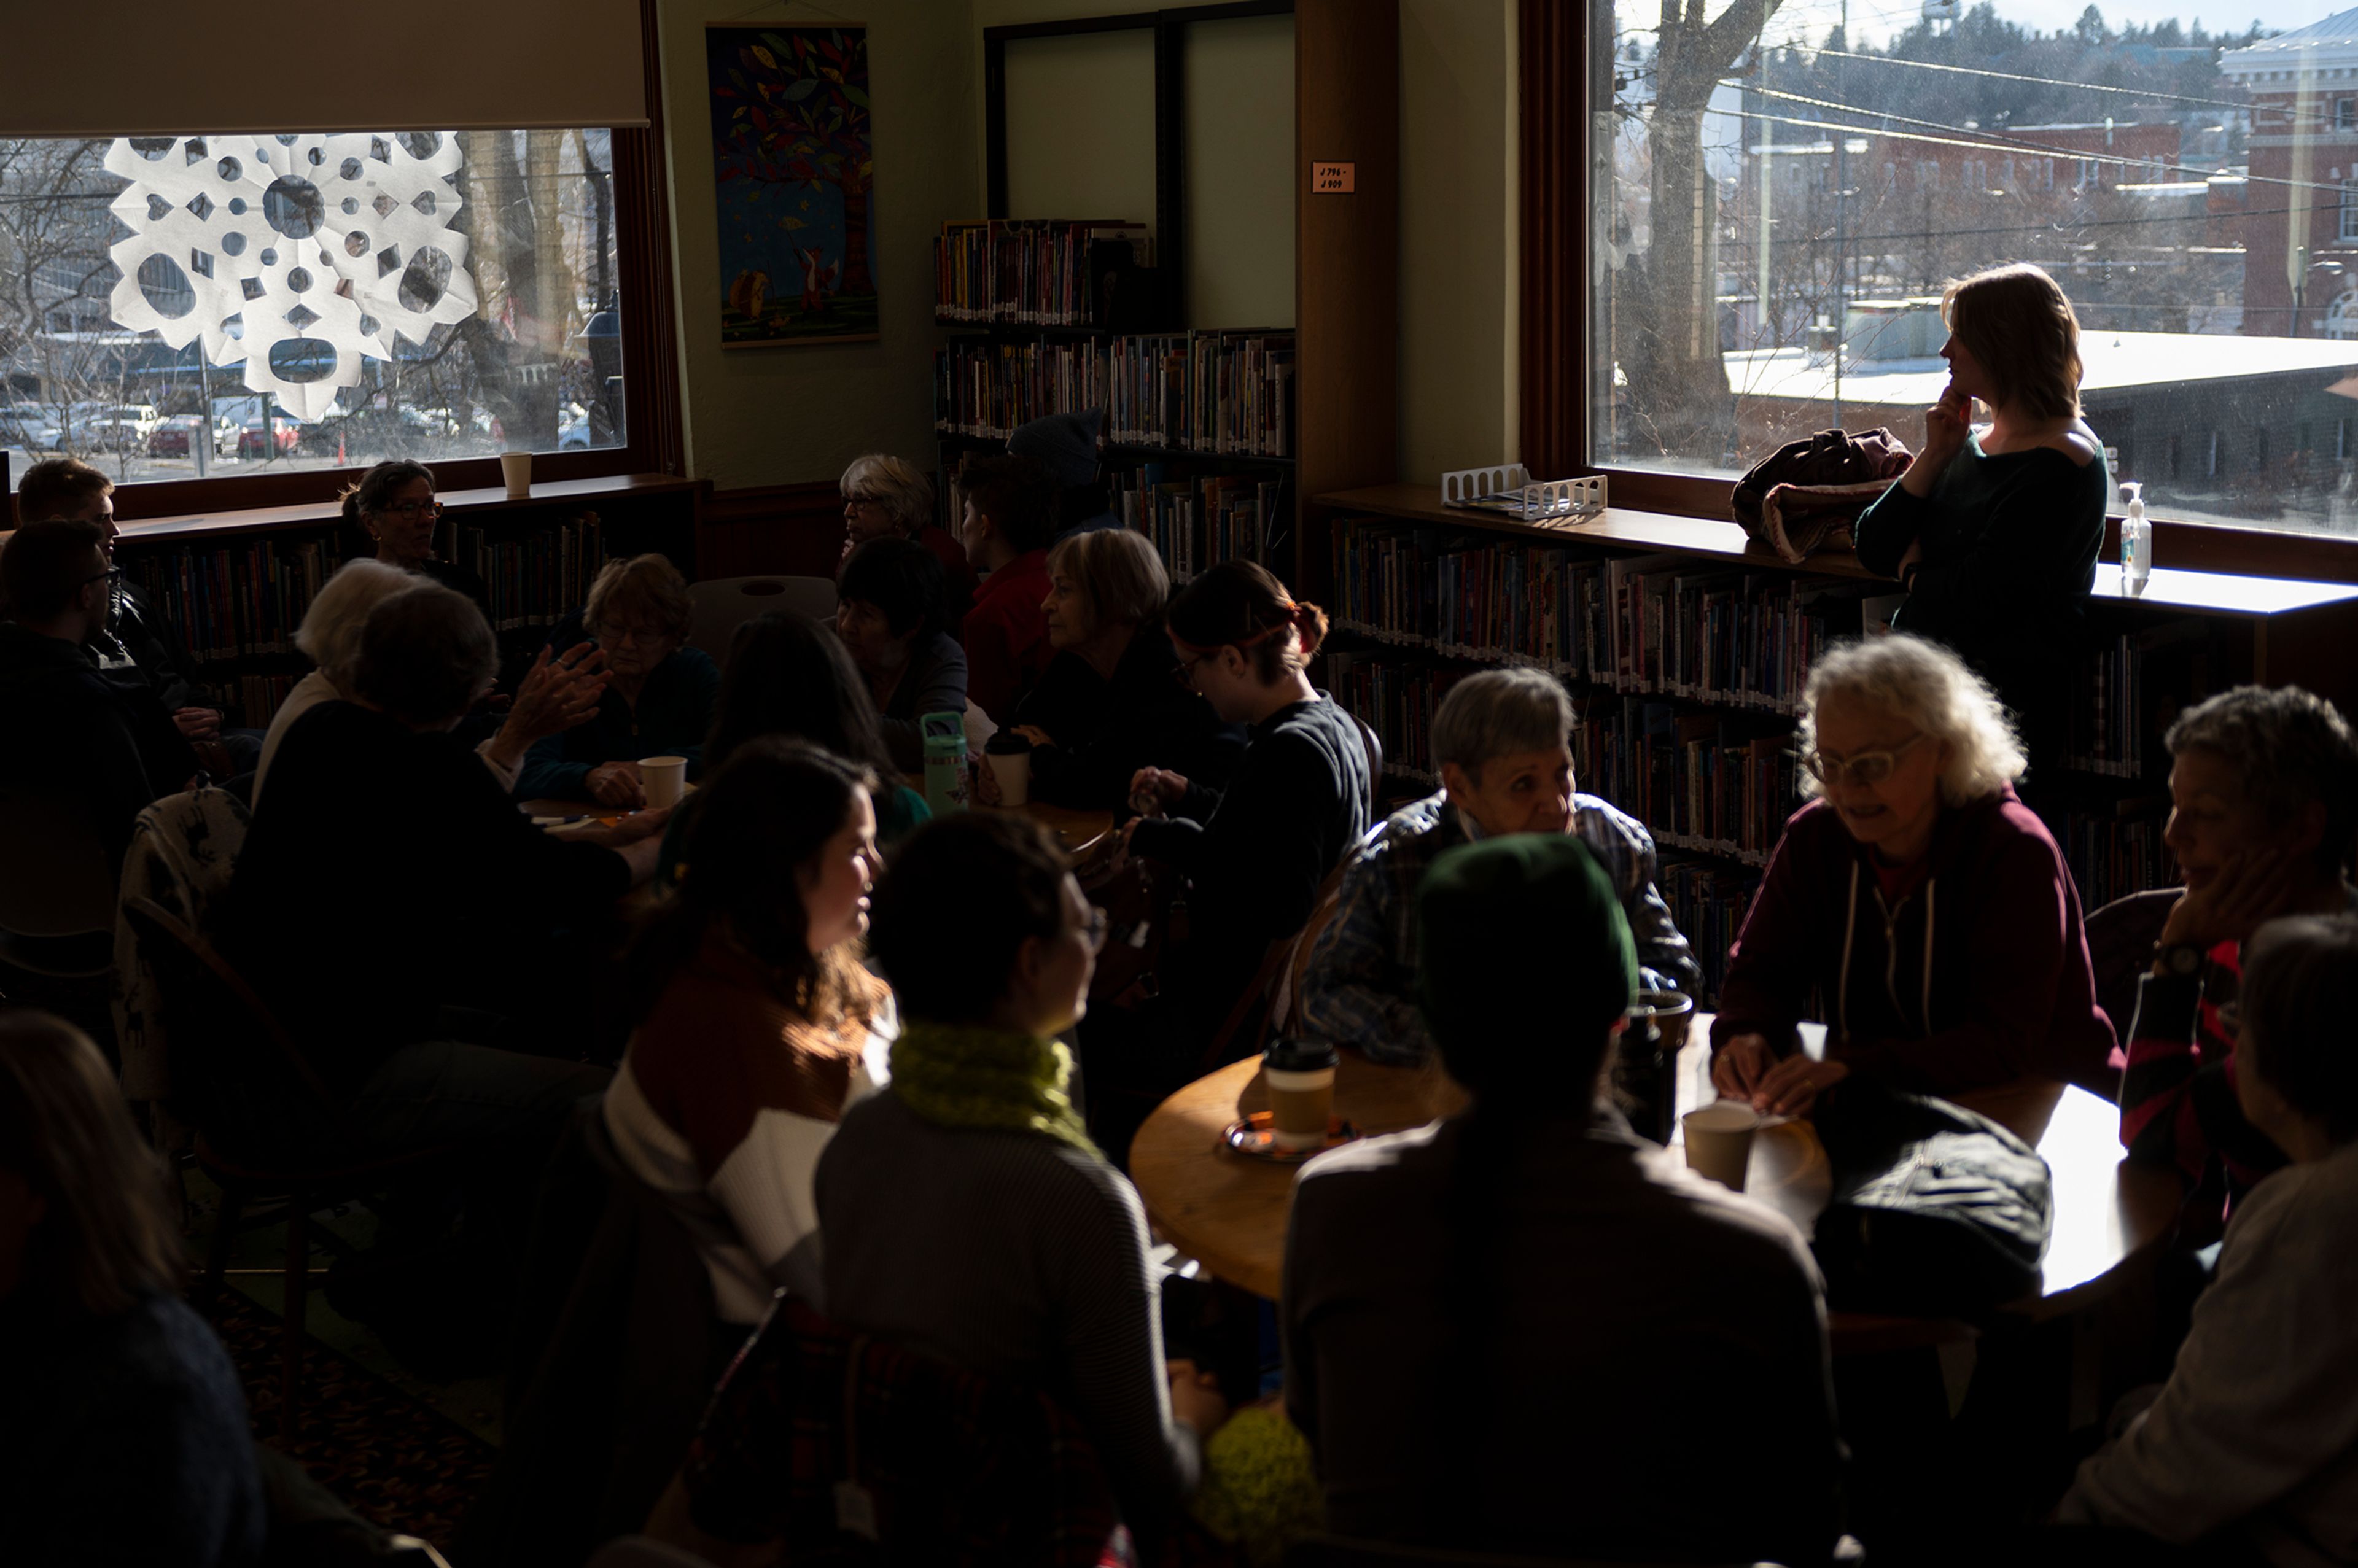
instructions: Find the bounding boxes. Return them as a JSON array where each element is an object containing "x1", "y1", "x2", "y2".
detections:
[
  {"x1": 1012, "y1": 724, "x2": 1056, "y2": 748},
  {"x1": 1129, "y1": 766, "x2": 1188, "y2": 818},
  {"x1": 586, "y1": 759, "x2": 646, "y2": 809},
  {"x1": 1167, "y1": 1359, "x2": 1231, "y2": 1440},
  {"x1": 1710, "y1": 1033, "x2": 1773, "y2": 1101},
  {"x1": 1108, "y1": 815, "x2": 1146, "y2": 873},
  {"x1": 502, "y1": 644, "x2": 609, "y2": 748},
  {"x1": 172, "y1": 706, "x2": 223, "y2": 740},
  {"x1": 1751, "y1": 1054, "x2": 1851, "y2": 1119},
  {"x1": 973, "y1": 751, "x2": 1002, "y2": 805},
  {"x1": 1899, "y1": 384, "x2": 1973, "y2": 498},
  {"x1": 2158, "y1": 848, "x2": 2293, "y2": 955}
]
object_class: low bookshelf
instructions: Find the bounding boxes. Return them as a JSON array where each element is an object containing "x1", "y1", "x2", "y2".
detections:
[
  {"x1": 1306, "y1": 483, "x2": 2358, "y2": 1004},
  {"x1": 108, "y1": 473, "x2": 703, "y2": 729}
]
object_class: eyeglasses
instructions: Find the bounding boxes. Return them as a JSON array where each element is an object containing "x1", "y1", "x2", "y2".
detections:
[
  {"x1": 380, "y1": 499, "x2": 443, "y2": 519},
  {"x1": 80, "y1": 565, "x2": 125, "y2": 588},
  {"x1": 595, "y1": 622, "x2": 671, "y2": 647},
  {"x1": 841, "y1": 493, "x2": 885, "y2": 510},
  {"x1": 1801, "y1": 731, "x2": 1928, "y2": 787},
  {"x1": 1172, "y1": 651, "x2": 1215, "y2": 689}
]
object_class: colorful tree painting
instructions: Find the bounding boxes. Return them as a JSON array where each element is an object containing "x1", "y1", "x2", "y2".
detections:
[{"x1": 706, "y1": 25, "x2": 879, "y2": 346}]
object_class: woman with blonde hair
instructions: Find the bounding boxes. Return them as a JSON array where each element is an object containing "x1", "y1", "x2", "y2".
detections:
[
  {"x1": 0, "y1": 1011, "x2": 264, "y2": 1564},
  {"x1": 253, "y1": 558, "x2": 606, "y2": 801},
  {"x1": 519, "y1": 553, "x2": 720, "y2": 805},
  {"x1": 975, "y1": 526, "x2": 1240, "y2": 809},
  {"x1": 1853, "y1": 263, "x2": 2110, "y2": 768},
  {"x1": 1710, "y1": 634, "x2": 2113, "y2": 1114}
]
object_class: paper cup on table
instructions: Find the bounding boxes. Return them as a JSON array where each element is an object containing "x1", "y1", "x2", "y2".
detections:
[
  {"x1": 983, "y1": 732, "x2": 1033, "y2": 807},
  {"x1": 1682, "y1": 1101, "x2": 1759, "y2": 1191},
  {"x1": 500, "y1": 450, "x2": 532, "y2": 499},
  {"x1": 1264, "y1": 1041, "x2": 1340, "y2": 1151},
  {"x1": 640, "y1": 755, "x2": 688, "y2": 810}
]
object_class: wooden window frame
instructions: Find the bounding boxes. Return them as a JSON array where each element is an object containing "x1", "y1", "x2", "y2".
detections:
[
  {"x1": 1522, "y1": 4, "x2": 2358, "y2": 586},
  {"x1": 103, "y1": 0, "x2": 682, "y2": 525}
]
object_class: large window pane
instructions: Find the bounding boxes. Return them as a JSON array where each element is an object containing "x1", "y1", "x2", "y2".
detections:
[
  {"x1": 1598, "y1": 2, "x2": 2358, "y2": 536},
  {"x1": 0, "y1": 130, "x2": 626, "y2": 488}
]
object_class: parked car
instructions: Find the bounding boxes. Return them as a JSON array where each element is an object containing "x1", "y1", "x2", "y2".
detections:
[
  {"x1": 237, "y1": 414, "x2": 301, "y2": 458},
  {"x1": 147, "y1": 414, "x2": 214, "y2": 457},
  {"x1": 1, "y1": 404, "x2": 62, "y2": 451},
  {"x1": 69, "y1": 403, "x2": 160, "y2": 444}
]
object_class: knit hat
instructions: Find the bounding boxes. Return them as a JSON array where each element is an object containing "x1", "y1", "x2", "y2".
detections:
[
  {"x1": 1415, "y1": 834, "x2": 1636, "y2": 1094},
  {"x1": 1008, "y1": 408, "x2": 1104, "y2": 491}
]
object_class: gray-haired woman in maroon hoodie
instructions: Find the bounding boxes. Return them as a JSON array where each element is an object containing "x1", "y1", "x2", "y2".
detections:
[{"x1": 1710, "y1": 635, "x2": 2115, "y2": 1117}]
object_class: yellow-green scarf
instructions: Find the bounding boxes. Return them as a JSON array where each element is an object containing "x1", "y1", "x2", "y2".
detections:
[{"x1": 889, "y1": 1020, "x2": 1099, "y2": 1157}]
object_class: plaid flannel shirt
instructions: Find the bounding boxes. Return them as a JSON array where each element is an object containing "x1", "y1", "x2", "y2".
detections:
[{"x1": 1298, "y1": 791, "x2": 1702, "y2": 1066}]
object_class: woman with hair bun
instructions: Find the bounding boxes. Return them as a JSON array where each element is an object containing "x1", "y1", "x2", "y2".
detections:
[
  {"x1": 1089, "y1": 562, "x2": 1369, "y2": 1148},
  {"x1": 1709, "y1": 634, "x2": 2114, "y2": 1114},
  {"x1": 1853, "y1": 263, "x2": 2109, "y2": 765}
]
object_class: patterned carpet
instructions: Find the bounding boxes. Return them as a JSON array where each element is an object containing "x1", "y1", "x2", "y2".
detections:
[{"x1": 213, "y1": 1287, "x2": 496, "y2": 1550}]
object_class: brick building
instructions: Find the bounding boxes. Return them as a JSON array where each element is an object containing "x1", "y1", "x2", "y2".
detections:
[{"x1": 2220, "y1": 10, "x2": 2358, "y2": 337}]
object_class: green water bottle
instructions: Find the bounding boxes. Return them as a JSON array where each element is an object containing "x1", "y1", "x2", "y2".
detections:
[{"x1": 920, "y1": 710, "x2": 969, "y2": 815}]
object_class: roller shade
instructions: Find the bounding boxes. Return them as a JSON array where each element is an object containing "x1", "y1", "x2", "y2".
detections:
[{"x1": 0, "y1": 0, "x2": 648, "y2": 137}]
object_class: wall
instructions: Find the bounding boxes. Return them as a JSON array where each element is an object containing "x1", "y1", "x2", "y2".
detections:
[
  {"x1": 1397, "y1": 0, "x2": 1518, "y2": 483},
  {"x1": 656, "y1": 0, "x2": 979, "y2": 492}
]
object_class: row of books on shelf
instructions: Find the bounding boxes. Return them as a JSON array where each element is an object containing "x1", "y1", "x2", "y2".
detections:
[
  {"x1": 2064, "y1": 621, "x2": 2210, "y2": 778},
  {"x1": 1111, "y1": 467, "x2": 1284, "y2": 583},
  {"x1": 2060, "y1": 807, "x2": 2174, "y2": 912},
  {"x1": 1330, "y1": 523, "x2": 1861, "y2": 713},
  {"x1": 933, "y1": 219, "x2": 1148, "y2": 326},
  {"x1": 449, "y1": 514, "x2": 606, "y2": 633},
  {"x1": 125, "y1": 537, "x2": 335, "y2": 661},
  {"x1": 225, "y1": 672, "x2": 297, "y2": 731},
  {"x1": 933, "y1": 330, "x2": 1296, "y2": 456}
]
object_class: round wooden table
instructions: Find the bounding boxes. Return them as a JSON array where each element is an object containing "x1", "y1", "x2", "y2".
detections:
[{"x1": 1129, "y1": 1017, "x2": 2184, "y2": 1345}]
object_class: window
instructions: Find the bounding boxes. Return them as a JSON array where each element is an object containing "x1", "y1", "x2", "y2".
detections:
[
  {"x1": 1597, "y1": 2, "x2": 2358, "y2": 536},
  {"x1": 0, "y1": 130, "x2": 632, "y2": 489}
]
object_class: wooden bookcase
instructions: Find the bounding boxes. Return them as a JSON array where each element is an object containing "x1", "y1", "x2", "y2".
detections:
[
  {"x1": 107, "y1": 473, "x2": 704, "y2": 729},
  {"x1": 937, "y1": 0, "x2": 1396, "y2": 591},
  {"x1": 1307, "y1": 483, "x2": 2358, "y2": 1003}
]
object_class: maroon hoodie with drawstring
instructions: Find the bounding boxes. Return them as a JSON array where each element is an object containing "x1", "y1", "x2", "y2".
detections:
[{"x1": 1709, "y1": 786, "x2": 2116, "y2": 1095}]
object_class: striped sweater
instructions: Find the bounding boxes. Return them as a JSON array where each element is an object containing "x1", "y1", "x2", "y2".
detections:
[{"x1": 604, "y1": 937, "x2": 893, "y2": 1324}]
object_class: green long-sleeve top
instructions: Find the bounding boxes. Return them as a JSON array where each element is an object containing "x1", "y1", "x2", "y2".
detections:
[
  {"x1": 1852, "y1": 430, "x2": 2108, "y2": 683},
  {"x1": 514, "y1": 644, "x2": 720, "y2": 799}
]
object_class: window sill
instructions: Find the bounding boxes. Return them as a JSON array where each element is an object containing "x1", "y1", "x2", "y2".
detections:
[{"x1": 110, "y1": 472, "x2": 702, "y2": 544}]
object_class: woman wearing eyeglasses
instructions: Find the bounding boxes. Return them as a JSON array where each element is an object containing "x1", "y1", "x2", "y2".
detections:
[
  {"x1": 342, "y1": 460, "x2": 491, "y2": 616},
  {"x1": 1709, "y1": 634, "x2": 2113, "y2": 1116},
  {"x1": 838, "y1": 452, "x2": 976, "y2": 624}
]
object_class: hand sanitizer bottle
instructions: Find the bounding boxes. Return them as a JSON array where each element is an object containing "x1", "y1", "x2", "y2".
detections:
[{"x1": 2119, "y1": 482, "x2": 2152, "y2": 590}]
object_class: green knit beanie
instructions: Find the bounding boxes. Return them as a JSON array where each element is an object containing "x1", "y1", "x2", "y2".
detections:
[{"x1": 1415, "y1": 834, "x2": 1636, "y2": 1093}]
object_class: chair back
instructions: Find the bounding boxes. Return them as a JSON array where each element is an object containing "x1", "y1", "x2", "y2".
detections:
[
  {"x1": 677, "y1": 1298, "x2": 1126, "y2": 1566},
  {"x1": 688, "y1": 575, "x2": 838, "y2": 661},
  {"x1": 120, "y1": 896, "x2": 354, "y2": 1144},
  {"x1": 1348, "y1": 710, "x2": 1385, "y2": 788},
  {"x1": 0, "y1": 780, "x2": 115, "y2": 939},
  {"x1": 1288, "y1": 1540, "x2": 1778, "y2": 1568},
  {"x1": 2084, "y1": 888, "x2": 2180, "y2": 1058},
  {"x1": 111, "y1": 787, "x2": 252, "y2": 1103}
]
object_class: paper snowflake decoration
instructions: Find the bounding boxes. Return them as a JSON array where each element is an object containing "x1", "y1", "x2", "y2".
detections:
[{"x1": 104, "y1": 133, "x2": 480, "y2": 422}]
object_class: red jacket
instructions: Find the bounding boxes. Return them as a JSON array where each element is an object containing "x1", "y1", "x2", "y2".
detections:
[
  {"x1": 1710, "y1": 788, "x2": 2115, "y2": 1095},
  {"x1": 962, "y1": 549, "x2": 1053, "y2": 723}
]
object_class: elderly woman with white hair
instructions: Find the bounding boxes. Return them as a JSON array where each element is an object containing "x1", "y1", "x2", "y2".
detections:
[
  {"x1": 1710, "y1": 634, "x2": 2114, "y2": 1116},
  {"x1": 838, "y1": 451, "x2": 975, "y2": 618},
  {"x1": 252, "y1": 559, "x2": 605, "y2": 802}
]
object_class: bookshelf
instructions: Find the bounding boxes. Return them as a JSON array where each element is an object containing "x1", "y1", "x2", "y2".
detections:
[
  {"x1": 1307, "y1": 483, "x2": 2358, "y2": 1004},
  {"x1": 107, "y1": 473, "x2": 703, "y2": 730},
  {"x1": 938, "y1": 0, "x2": 1396, "y2": 588}
]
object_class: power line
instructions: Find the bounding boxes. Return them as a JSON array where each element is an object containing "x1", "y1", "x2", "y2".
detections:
[{"x1": 1805, "y1": 43, "x2": 2267, "y2": 118}]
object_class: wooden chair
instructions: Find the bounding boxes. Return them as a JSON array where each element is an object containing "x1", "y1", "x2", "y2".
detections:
[
  {"x1": 122, "y1": 896, "x2": 450, "y2": 1440},
  {"x1": 0, "y1": 780, "x2": 116, "y2": 982},
  {"x1": 687, "y1": 574, "x2": 838, "y2": 662}
]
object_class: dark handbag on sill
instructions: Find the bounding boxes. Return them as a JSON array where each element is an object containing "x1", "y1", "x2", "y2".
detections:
[
  {"x1": 1808, "y1": 1079, "x2": 2053, "y2": 1319},
  {"x1": 1731, "y1": 427, "x2": 1912, "y2": 564}
]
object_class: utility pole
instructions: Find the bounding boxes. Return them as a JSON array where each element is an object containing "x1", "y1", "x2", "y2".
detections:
[
  {"x1": 1757, "y1": 46, "x2": 1773, "y2": 346},
  {"x1": 1832, "y1": 0, "x2": 1848, "y2": 427}
]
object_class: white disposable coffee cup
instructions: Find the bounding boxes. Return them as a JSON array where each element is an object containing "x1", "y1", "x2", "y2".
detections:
[
  {"x1": 1682, "y1": 1100, "x2": 1760, "y2": 1192},
  {"x1": 500, "y1": 449, "x2": 532, "y2": 499},
  {"x1": 986, "y1": 749, "x2": 1031, "y2": 807},
  {"x1": 1263, "y1": 1065, "x2": 1337, "y2": 1151},
  {"x1": 640, "y1": 755, "x2": 688, "y2": 810}
]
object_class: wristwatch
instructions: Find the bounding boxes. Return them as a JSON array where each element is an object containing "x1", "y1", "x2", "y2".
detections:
[{"x1": 2152, "y1": 942, "x2": 2206, "y2": 979}]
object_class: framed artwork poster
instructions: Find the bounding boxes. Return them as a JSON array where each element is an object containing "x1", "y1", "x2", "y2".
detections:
[{"x1": 706, "y1": 23, "x2": 879, "y2": 346}]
